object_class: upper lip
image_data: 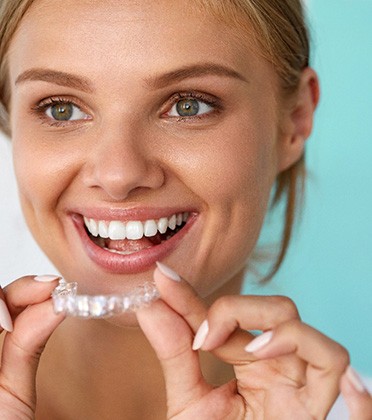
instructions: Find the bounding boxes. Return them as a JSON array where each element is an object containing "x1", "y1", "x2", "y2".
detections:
[{"x1": 69, "y1": 206, "x2": 196, "y2": 222}]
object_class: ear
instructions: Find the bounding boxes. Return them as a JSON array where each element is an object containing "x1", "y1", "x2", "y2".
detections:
[{"x1": 277, "y1": 67, "x2": 320, "y2": 172}]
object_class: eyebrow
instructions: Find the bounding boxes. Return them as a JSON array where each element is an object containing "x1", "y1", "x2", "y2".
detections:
[
  {"x1": 144, "y1": 63, "x2": 248, "y2": 89},
  {"x1": 14, "y1": 63, "x2": 248, "y2": 93},
  {"x1": 15, "y1": 68, "x2": 94, "y2": 93}
]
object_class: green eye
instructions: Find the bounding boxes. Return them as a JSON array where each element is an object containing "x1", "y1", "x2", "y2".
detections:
[
  {"x1": 50, "y1": 103, "x2": 74, "y2": 120},
  {"x1": 176, "y1": 98, "x2": 200, "y2": 117},
  {"x1": 168, "y1": 96, "x2": 214, "y2": 118},
  {"x1": 45, "y1": 101, "x2": 88, "y2": 122}
]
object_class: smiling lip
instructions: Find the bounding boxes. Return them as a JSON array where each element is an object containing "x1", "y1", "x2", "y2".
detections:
[{"x1": 71, "y1": 209, "x2": 197, "y2": 274}]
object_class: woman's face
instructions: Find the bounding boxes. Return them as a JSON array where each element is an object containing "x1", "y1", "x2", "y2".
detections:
[{"x1": 8, "y1": 0, "x2": 287, "y2": 297}]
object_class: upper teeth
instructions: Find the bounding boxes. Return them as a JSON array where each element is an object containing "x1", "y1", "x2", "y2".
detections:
[{"x1": 84, "y1": 212, "x2": 188, "y2": 241}]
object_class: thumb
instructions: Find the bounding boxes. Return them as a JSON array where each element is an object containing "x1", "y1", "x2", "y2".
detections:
[
  {"x1": 137, "y1": 299, "x2": 212, "y2": 417},
  {"x1": 0, "y1": 276, "x2": 64, "y2": 411}
]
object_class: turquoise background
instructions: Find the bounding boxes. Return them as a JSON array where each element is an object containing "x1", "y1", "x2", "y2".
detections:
[{"x1": 244, "y1": 0, "x2": 372, "y2": 376}]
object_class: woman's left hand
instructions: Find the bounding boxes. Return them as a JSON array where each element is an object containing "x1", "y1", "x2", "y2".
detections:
[
  {"x1": 137, "y1": 264, "x2": 351, "y2": 419},
  {"x1": 340, "y1": 367, "x2": 372, "y2": 420}
]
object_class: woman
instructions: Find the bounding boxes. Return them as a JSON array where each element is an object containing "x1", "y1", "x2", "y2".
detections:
[{"x1": 0, "y1": 0, "x2": 370, "y2": 418}]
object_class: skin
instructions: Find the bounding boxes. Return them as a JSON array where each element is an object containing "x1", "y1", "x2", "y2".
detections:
[
  {"x1": 2, "y1": 0, "x2": 370, "y2": 419},
  {"x1": 340, "y1": 370, "x2": 372, "y2": 419},
  {"x1": 8, "y1": 0, "x2": 287, "y2": 300}
]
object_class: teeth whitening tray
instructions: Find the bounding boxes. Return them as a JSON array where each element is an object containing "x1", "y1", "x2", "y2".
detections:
[{"x1": 52, "y1": 279, "x2": 159, "y2": 318}]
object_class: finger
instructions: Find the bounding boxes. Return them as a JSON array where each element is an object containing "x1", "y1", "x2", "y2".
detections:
[
  {"x1": 137, "y1": 298, "x2": 211, "y2": 417},
  {"x1": 244, "y1": 319, "x2": 349, "y2": 418},
  {"x1": 154, "y1": 263, "x2": 253, "y2": 364},
  {"x1": 200, "y1": 294, "x2": 300, "y2": 351},
  {"x1": 0, "y1": 286, "x2": 13, "y2": 332},
  {"x1": 154, "y1": 262, "x2": 208, "y2": 331},
  {"x1": 340, "y1": 366, "x2": 372, "y2": 420},
  {"x1": 194, "y1": 294, "x2": 305, "y2": 386},
  {"x1": 0, "y1": 274, "x2": 60, "y2": 332},
  {"x1": 0, "y1": 276, "x2": 64, "y2": 410},
  {"x1": 4, "y1": 274, "x2": 61, "y2": 316}
]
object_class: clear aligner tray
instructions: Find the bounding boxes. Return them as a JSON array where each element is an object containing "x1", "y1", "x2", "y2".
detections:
[{"x1": 52, "y1": 279, "x2": 159, "y2": 319}]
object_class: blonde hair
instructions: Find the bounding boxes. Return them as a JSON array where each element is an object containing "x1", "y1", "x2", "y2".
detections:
[{"x1": 0, "y1": 0, "x2": 310, "y2": 281}]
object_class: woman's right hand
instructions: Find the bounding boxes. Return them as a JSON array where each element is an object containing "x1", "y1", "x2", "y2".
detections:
[{"x1": 0, "y1": 275, "x2": 64, "y2": 419}]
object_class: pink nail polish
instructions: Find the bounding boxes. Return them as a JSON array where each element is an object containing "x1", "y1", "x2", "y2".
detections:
[
  {"x1": 244, "y1": 331, "x2": 273, "y2": 353},
  {"x1": 192, "y1": 320, "x2": 209, "y2": 350},
  {"x1": 34, "y1": 274, "x2": 60, "y2": 282},
  {"x1": 156, "y1": 262, "x2": 181, "y2": 282},
  {"x1": 0, "y1": 299, "x2": 13, "y2": 332},
  {"x1": 346, "y1": 366, "x2": 367, "y2": 393}
]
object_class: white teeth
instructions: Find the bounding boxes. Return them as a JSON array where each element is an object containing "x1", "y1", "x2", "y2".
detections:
[
  {"x1": 98, "y1": 221, "x2": 109, "y2": 238},
  {"x1": 88, "y1": 219, "x2": 98, "y2": 236},
  {"x1": 84, "y1": 217, "x2": 98, "y2": 237},
  {"x1": 144, "y1": 220, "x2": 157, "y2": 237},
  {"x1": 108, "y1": 221, "x2": 126, "y2": 240},
  {"x1": 168, "y1": 214, "x2": 176, "y2": 230},
  {"x1": 126, "y1": 221, "x2": 144, "y2": 240},
  {"x1": 84, "y1": 212, "x2": 189, "y2": 241},
  {"x1": 157, "y1": 217, "x2": 168, "y2": 234}
]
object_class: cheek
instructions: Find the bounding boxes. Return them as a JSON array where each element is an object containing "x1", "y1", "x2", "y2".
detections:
[
  {"x1": 171, "y1": 120, "x2": 279, "y2": 295},
  {"x1": 179, "y1": 122, "x2": 278, "y2": 214},
  {"x1": 12, "y1": 128, "x2": 77, "y2": 229}
]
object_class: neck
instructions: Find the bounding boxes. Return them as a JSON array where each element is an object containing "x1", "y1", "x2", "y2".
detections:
[{"x1": 37, "y1": 318, "x2": 167, "y2": 419}]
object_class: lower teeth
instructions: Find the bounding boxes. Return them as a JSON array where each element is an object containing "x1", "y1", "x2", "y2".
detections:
[{"x1": 103, "y1": 247, "x2": 153, "y2": 255}]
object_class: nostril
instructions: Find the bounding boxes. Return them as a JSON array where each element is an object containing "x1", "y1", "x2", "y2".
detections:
[{"x1": 83, "y1": 151, "x2": 165, "y2": 201}]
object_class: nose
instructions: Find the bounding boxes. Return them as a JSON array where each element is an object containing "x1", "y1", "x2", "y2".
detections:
[{"x1": 83, "y1": 124, "x2": 165, "y2": 201}]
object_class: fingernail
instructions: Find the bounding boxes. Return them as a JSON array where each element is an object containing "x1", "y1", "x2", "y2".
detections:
[
  {"x1": 192, "y1": 320, "x2": 209, "y2": 351},
  {"x1": 0, "y1": 299, "x2": 13, "y2": 332},
  {"x1": 346, "y1": 366, "x2": 367, "y2": 393},
  {"x1": 156, "y1": 262, "x2": 181, "y2": 282},
  {"x1": 244, "y1": 331, "x2": 273, "y2": 353},
  {"x1": 34, "y1": 274, "x2": 60, "y2": 282}
]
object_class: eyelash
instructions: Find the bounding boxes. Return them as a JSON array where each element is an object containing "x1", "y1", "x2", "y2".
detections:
[
  {"x1": 31, "y1": 96, "x2": 90, "y2": 127},
  {"x1": 162, "y1": 91, "x2": 222, "y2": 121},
  {"x1": 30, "y1": 91, "x2": 222, "y2": 127}
]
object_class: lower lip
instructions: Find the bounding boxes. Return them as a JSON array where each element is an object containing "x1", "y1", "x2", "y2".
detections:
[{"x1": 72, "y1": 214, "x2": 197, "y2": 274}]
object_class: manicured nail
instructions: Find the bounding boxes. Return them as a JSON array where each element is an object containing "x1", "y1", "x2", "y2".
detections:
[
  {"x1": 156, "y1": 262, "x2": 181, "y2": 282},
  {"x1": 34, "y1": 274, "x2": 60, "y2": 282},
  {"x1": 244, "y1": 331, "x2": 273, "y2": 353},
  {"x1": 192, "y1": 320, "x2": 209, "y2": 351},
  {"x1": 0, "y1": 299, "x2": 13, "y2": 332},
  {"x1": 346, "y1": 366, "x2": 367, "y2": 393}
]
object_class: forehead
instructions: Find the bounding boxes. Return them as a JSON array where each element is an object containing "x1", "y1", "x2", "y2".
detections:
[{"x1": 7, "y1": 0, "x2": 274, "y2": 92}]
